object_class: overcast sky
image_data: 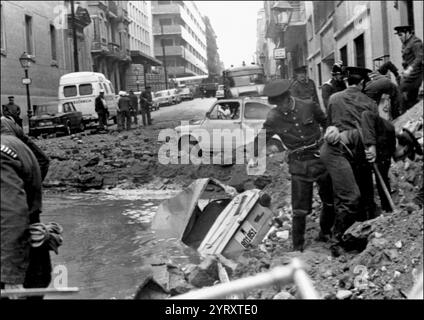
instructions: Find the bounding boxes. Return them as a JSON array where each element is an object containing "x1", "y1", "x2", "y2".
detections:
[{"x1": 195, "y1": 1, "x2": 264, "y2": 69}]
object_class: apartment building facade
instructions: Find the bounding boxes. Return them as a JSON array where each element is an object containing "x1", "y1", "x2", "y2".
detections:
[
  {"x1": 305, "y1": 1, "x2": 423, "y2": 96},
  {"x1": 261, "y1": 0, "x2": 308, "y2": 80},
  {"x1": 85, "y1": 0, "x2": 132, "y2": 92},
  {"x1": 151, "y1": 0, "x2": 208, "y2": 78},
  {"x1": 0, "y1": 1, "x2": 91, "y2": 121},
  {"x1": 127, "y1": 0, "x2": 163, "y2": 92}
]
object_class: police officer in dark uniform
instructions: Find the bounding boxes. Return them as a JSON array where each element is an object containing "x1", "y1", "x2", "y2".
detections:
[
  {"x1": 290, "y1": 66, "x2": 320, "y2": 106},
  {"x1": 321, "y1": 63, "x2": 347, "y2": 111},
  {"x1": 140, "y1": 86, "x2": 153, "y2": 126},
  {"x1": 1, "y1": 117, "x2": 51, "y2": 297},
  {"x1": 320, "y1": 67, "x2": 379, "y2": 253},
  {"x1": 2, "y1": 96, "x2": 23, "y2": 127},
  {"x1": 253, "y1": 79, "x2": 335, "y2": 251},
  {"x1": 394, "y1": 25, "x2": 423, "y2": 111}
]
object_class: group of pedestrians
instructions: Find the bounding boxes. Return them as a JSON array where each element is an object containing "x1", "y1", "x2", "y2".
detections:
[
  {"x1": 95, "y1": 86, "x2": 154, "y2": 132},
  {"x1": 253, "y1": 24, "x2": 423, "y2": 255}
]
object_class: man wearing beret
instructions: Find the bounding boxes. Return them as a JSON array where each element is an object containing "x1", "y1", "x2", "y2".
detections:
[
  {"x1": 321, "y1": 62, "x2": 347, "y2": 111},
  {"x1": 320, "y1": 67, "x2": 379, "y2": 253},
  {"x1": 290, "y1": 66, "x2": 320, "y2": 106},
  {"x1": 252, "y1": 79, "x2": 335, "y2": 252},
  {"x1": 394, "y1": 25, "x2": 423, "y2": 111}
]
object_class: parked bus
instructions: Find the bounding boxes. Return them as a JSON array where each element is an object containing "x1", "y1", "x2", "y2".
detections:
[{"x1": 223, "y1": 65, "x2": 266, "y2": 98}]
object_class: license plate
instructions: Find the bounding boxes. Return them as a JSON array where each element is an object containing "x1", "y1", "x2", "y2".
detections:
[
  {"x1": 38, "y1": 121, "x2": 53, "y2": 126},
  {"x1": 234, "y1": 221, "x2": 258, "y2": 249}
]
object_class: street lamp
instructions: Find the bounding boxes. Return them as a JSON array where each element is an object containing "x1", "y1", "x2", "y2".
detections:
[
  {"x1": 271, "y1": 1, "x2": 293, "y2": 79},
  {"x1": 19, "y1": 52, "x2": 33, "y2": 128},
  {"x1": 134, "y1": 66, "x2": 140, "y2": 91}
]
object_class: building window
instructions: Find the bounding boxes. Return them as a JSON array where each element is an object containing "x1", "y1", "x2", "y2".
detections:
[
  {"x1": 50, "y1": 24, "x2": 57, "y2": 61},
  {"x1": 339, "y1": 45, "x2": 347, "y2": 66},
  {"x1": 354, "y1": 33, "x2": 365, "y2": 67},
  {"x1": 1, "y1": 3, "x2": 6, "y2": 52},
  {"x1": 317, "y1": 63, "x2": 322, "y2": 86},
  {"x1": 25, "y1": 15, "x2": 33, "y2": 54},
  {"x1": 158, "y1": 1, "x2": 171, "y2": 4}
]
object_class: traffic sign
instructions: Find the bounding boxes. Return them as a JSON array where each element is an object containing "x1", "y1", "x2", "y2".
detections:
[
  {"x1": 22, "y1": 78, "x2": 32, "y2": 85},
  {"x1": 274, "y1": 48, "x2": 286, "y2": 60}
]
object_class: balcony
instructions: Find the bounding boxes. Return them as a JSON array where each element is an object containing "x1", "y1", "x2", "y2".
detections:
[
  {"x1": 154, "y1": 45, "x2": 184, "y2": 57},
  {"x1": 91, "y1": 40, "x2": 109, "y2": 53},
  {"x1": 153, "y1": 24, "x2": 182, "y2": 35},
  {"x1": 108, "y1": 1, "x2": 118, "y2": 18},
  {"x1": 152, "y1": 3, "x2": 181, "y2": 15}
]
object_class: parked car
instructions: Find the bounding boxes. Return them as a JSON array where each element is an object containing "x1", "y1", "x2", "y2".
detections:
[
  {"x1": 154, "y1": 90, "x2": 173, "y2": 107},
  {"x1": 29, "y1": 101, "x2": 84, "y2": 137},
  {"x1": 179, "y1": 87, "x2": 194, "y2": 100},
  {"x1": 169, "y1": 88, "x2": 182, "y2": 104},
  {"x1": 216, "y1": 85, "x2": 225, "y2": 100},
  {"x1": 175, "y1": 97, "x2": 280, "y2": 158}
]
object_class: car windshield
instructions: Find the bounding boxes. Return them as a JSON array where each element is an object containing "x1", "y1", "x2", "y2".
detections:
[
  {"x1": 218, "y1": 85, "x2": 224, "y2": 90},
  {"x1": 231, "y1": 74, "x2": 265, "y2": 87},
  {"x1": 156, "y1": 92, "x2": 165, "y2": 97},
  {"x1": 35, "y1": 103, "x2": 59, "y2": 116}
]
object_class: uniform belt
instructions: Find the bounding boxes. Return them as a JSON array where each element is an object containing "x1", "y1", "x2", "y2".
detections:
[{"x1": 287, "y1": 140, "x2": 321, "y2": 161}]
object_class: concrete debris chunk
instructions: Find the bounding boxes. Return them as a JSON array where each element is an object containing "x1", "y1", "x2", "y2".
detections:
[
  {"x1": 395, "y1": 240, "x2": 403, "y2": 249},
  {"x1": 336, "y1": 289, "x2": 352, "y2": 300}
]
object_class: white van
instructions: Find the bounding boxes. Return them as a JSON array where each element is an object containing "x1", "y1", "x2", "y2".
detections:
[{"x1": 58, "y1": 72, "x2": 118, "y2": 125}]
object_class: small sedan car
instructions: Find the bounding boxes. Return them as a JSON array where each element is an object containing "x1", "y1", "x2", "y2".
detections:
[
  {"x1": 175, "y1": 97, "x2": 281, "y2": 159},
  {"x1": 179, "y1": 87, "x2": 194, "y2": 100},
  {"x1": 154, "y1": 90, "x2": 173, "y2": 107},
  {"x1": 29, "y1": 101, "x2": 84, "y2": 137}
]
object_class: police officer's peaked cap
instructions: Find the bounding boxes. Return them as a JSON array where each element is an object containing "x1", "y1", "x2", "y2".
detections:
[
  {"x1": 294, "y1": 66, "x2": 307, "y2": 74},
  {"x1": 8, "y1": 96, "x2": 14, "y2": 99},
  {"x1": 332, "y1": 62, "x2": 344, "y2": 75},
  {"x1": 263, "y1": 79, "x2": 291, "y2": 98},
  {"x1": 344, "y1": 66, "x2": 372, "y2": 79},
  {"x1": 394, "y1": 25, "x2": 414, "y2": 34}
]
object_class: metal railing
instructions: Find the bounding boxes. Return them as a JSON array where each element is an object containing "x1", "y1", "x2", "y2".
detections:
[{"x1": 172, "y1": 258, "x2": 320, "y2": 299}]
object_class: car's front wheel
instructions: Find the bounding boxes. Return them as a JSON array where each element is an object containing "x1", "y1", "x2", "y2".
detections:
[
  {"x1": 65, "y1": 121, "x2": 72, "y2": 136},
  {"x1": 79, "y1": 122, "x2": 85, "y2": 132}
]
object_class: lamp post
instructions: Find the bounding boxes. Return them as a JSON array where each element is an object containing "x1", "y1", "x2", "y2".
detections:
[
  {"x1": 19, "y1": 52, "x2": 33, "y2": 129},
  {"x1": 271, "y1": 1, "x2": 293, "y2": 79},
  {"x1": 160, "y1": 23, "x2": 169, "y2": 89},
  {"x1": 134, "y1": 66, "x2": 140, "y2": 91},
  {"x1": 259, "y1": 52, "x2": 266, "y2": 76}
]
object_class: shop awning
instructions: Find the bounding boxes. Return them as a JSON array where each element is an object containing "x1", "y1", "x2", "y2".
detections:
[{"x1": 130, "y1": 50, "x2": 162, "y2": 66}]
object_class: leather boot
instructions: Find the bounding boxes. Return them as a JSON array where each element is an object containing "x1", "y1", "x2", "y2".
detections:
[{"x1": 292, "y1": 216, "x2": 306, "y2": 252}]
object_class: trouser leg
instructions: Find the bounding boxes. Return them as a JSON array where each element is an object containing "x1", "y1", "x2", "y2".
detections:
[
  {"x1": 353, "y1": 162, "x2": 376, "y2": 221},
  {"x1": 316, "y1": 169, "x2": 335, "y2": 236},
  {"x1": 125, "y1": 111, "x2": 131, "y2": 130},
  {"x1": 117, "y1": 111, "x2": 123, "y2": 131},
  {"x1": 146, "y1": 108, "x2": 152, "y2": 125},
  {"x1": 291, "y1": 174, "x2": 313, "y2": 251},
  {"x1": 97, "y1": 112, "x2": 104, "y2": 130},
  {"x1": 320, "y1": 142, "x2": 360, "y2": 241},
  {"x1": 141, "y1": 109, "x2": 147, "y2": 126}
]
